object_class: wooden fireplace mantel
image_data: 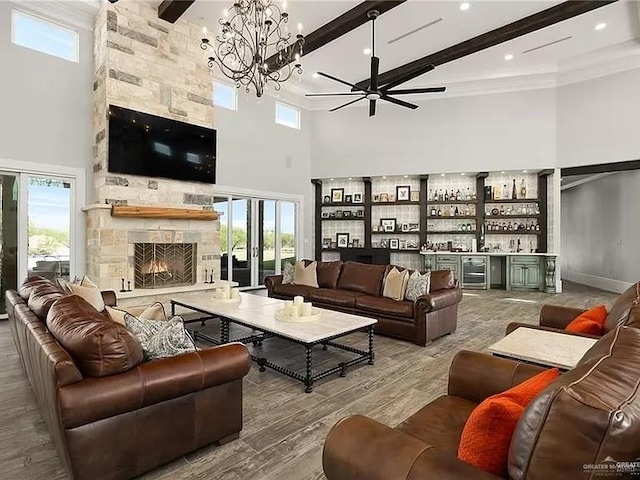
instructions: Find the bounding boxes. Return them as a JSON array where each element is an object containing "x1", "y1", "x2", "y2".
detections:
[{"x1": 110, "y1": 205, "x2": 219, "y2": 221}]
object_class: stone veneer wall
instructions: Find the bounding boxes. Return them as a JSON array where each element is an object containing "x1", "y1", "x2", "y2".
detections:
[{"x1": 88, "y1": 0, "x2": 220, "y2": 291}]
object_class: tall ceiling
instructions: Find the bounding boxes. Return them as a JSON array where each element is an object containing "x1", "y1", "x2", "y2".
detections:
[{"x1": 184, "y1": 0, "x2": 640, "y2": 102}]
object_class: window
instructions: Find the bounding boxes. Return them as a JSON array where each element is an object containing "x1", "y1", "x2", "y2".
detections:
[
  {"x1": 11, "y1": 10, "x2": 79, "y2": 62},
  {"x1": 275, "y1": 102, "x2": 301, "y2": 130},
  {"x1": 213, "y1": 81, "x2": 238, "y2": 111}
]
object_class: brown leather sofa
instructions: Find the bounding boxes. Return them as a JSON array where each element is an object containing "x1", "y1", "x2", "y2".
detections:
[
  {"x1": 6, "y1": 276, "x2": 251, "y2": 480},
  {"x1": 265, "y1": 261, "x2": 462, "y2": 346},
  {"x1": 506, "y1": 281, "x2": 640, "y2": 338},
  {"x1": 322, "y1": 323, "x2": 640, "y2": 479}
]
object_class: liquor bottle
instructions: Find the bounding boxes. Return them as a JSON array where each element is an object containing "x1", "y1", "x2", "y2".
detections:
[
  {"x1": 512, "y1": 179, "x2": 517, "y2": 199},
  {"x1": 454, "y1": 206, "x2": 459, "y2": 215},
  {"x1": 444, "y1": 190, "x2": 449, "y2": 201},
  {"x1": 507, "y1": 222, "x2": 513, "y2": 231},
  {"x1": 494, "y1": 184, "x2": 501, "y2": 199},
  {"x1": 502, "y1": 222, "x2": 507, "y2": 231},
  {"x1": 467, "y1": 223, "x2": 472, "y2": 232},
  {"x1": 429, "y1": 189, "x2": 433, "y2": 201},
  {"x1": 437, "y1": 208, "x2": 442, "y2": 216},
  {"x1": 506, "y1": 206, "x2": 512, "y2": 215},
  {"x1": 434, "y1": 189, "x2": 439, "y2": 201},
  {"x1": 526, "y1": 222, "x2": 531, "y2": 231},
  {"x1": 503, "y1": 184, "x2": 509, "y2": 199},
  {"x1": 438, "y1": 189, "x2": 443, "y2": 201},
  {"x1": 456, "y1": 189, "x2": 461, "y2": 201},
  {"x1": 464, "y1": 206, "x2": 470, "y2": 216},
  {"x1": 520, "y1": 179, "x2": 527, "y2": 199},
  {"x1": 500, "y1": 205, "x2": 505, "y2": 215},
  {"x1": 466, "y1": 187, "x2": 471, "y2": 200},
  {"x1": 517, "y1": 239, "x2": 522, "y2": 252},
  {"x1": 535, "y1": 223, "x2": 540, "y2": 231},
  {"x1": 430, "y1": 207, "x2": 436, "y2": 217}
]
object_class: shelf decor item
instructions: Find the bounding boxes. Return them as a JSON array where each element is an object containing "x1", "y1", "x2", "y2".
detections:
[
  {"x1": 331, "y1": 188, "x2": 344, "y2": 203},
  {"x1": 353, "y1": 239, "x2": 360, "y2": 248},
  {"x1": 323, "y1": 195, "x2": 331, "y2": 204},
  {"x1": 389, "y1": 238, "x2": 399, "y2": 250},
  {"x1": 356, "y1": 210, "x2": 364, "y2": 217},
  {"x1": 276, "y1": 297, "x2": 322, "y2": 323},
  {"x1": 345, "y1": 194, "x2": 353, "y2": 203},
  {"x1": 389, "y1": 194, "x2": 396, "y2": 202},
  {"x1": 322, "y1": 238, "x2": 331, "y2": 249},
  {"x1": 336, "y1": 233, "x2": 350, "y2": 248},
  {"x1": 199, "y1": 0, "x2": 304, "y2": 98},
  {"x1": 321, "y1": 211, "x2": 330, "y2": 218},
  {"x1": 335, "y1": 210, "x2": 343, "y2": 218},
  {"x1": 373, "y1": 194, "x2": 380, "y2": 202},
  {"x1": 402, "y1": 223, "x2": 409, "y2": 232},
  {"x1": 396, "y1": 186, "x2": 410, "y2": 202},
  {"x1": 353, "y1": 193, "x2": 363, "y2": 203},
  {"x1": 213, "y1": 286, "x2": 241, "y2": 303},
  {"x1": 380, "y1": 218, "x2": 396, "y2": 232},
  {"x1": 380, "y1": 193, "x2": 389, "y2": 203},
  {"x1": 410, "y1": 191, "x2": 420, "y2": 202},
  {"x1": 343, "y1": 211, "x2": 352, "y2": 218}
]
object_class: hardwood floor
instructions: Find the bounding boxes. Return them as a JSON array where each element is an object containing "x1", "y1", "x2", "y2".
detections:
[{"x1": 0, "y1": 283, "x2": 618, "y2": 480}]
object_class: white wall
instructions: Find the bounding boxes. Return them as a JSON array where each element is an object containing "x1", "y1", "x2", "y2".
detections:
[
  {"x1": 310, "y1": 88, "x2": 557, "y2": 178},
  {"x1": 561, "y1": 171, "x2": 639, "y2": 292},
  {"x1": 214, "y1": 92, "x2": 314, "y2": 258},
  {"x1": 0, "y1": 3, "x2": 94, "y2": 195},
  {"x1": 558, "y1": 69, "x2": 640, "y2": 168}
]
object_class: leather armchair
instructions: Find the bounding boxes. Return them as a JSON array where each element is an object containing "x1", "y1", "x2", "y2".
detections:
[{"x1": 507, "y1": 304, "x2": 600, "y2": 338}]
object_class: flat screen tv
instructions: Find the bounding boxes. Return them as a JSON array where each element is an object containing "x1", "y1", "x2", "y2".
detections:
[{"x1": 108, "y1": 105, "x2": 216, "y2": 184}]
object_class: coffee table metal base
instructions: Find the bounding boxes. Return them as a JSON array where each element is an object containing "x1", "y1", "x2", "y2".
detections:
[{"x1": 172, "y1": 301, "x2": 375, "y2": 393}]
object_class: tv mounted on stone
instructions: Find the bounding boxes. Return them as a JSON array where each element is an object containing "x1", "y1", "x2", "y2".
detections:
[{"x1": 107, "y1": 105, "x2": 216, "y2": 184}]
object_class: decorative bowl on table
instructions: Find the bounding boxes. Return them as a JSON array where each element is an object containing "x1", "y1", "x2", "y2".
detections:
[{"x1": 275, "y1": 307, "x2": 322, "y2": 323}]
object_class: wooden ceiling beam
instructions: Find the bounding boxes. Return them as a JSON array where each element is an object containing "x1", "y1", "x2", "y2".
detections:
[
  {"x1": 354, "y1": 0, "x2": 617, "y2": 90},
  {"x1": 266, "y1": 0, "x2": 407, "y2": 71},
  {"x1": 158, "y1": 0, "x2": 196, "y2": 24}
]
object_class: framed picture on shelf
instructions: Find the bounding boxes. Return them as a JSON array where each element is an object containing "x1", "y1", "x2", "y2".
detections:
[
  {"x1": 380, "y1": 218, "x2": 396, "y2": 232},
  {"x1": 373, "y1": 194, "x2": 380, "y2": 202},
  {"x1": 380, "y1": 239, "x2": 388, "y2": 248},
  {"x1": 343, "y1": 211, "x2": 352, "y2": 218},
  {"x1": 329, "y1": 212, "x2": 336, "y2": 218},
  {"x1": 323, "y1": 195, "x2": 331, "y2": 204},
  {"x1": 356, "y1": 210, "x2": 364, "y2": 217},
  {"x1": 336, "y1": 233, "x2": 349, "y2": 249},
  {"x1": 409, "y1": 223, "x2": 419, "y2": 232},
  {"x1": 407, "y1": 239, "x2": 418, "y2": 249},
  {"x1": 353, "y1": 193, "x2": 362, "y2": 203},
  {"x1": 345, "y1": 194, "x2": 352, "y2": 203},
  {"x1": 372, "y1": 242, "x2": 380, "y2": 248},
  {"x1": 331, "y1": 241, "x2": 337, "y2": 249},
  {"x1": 402, "y1": 223, "x2": 409, "y2": 232},
  {"x1": 321, "y1": 211, "x2": 330, "y2": 219},
  {"x1": 336, "y1": 210, "x2": 343, "y2": 218},
  {"x1": 322, "y1": 238, "x2": 331, "y2": 249},
  {"x1": 396, "y1": 186, "x2": 410, "y2": 202},
  {"x1": 380, "y1": 193, "x2": 389, "y2": 203},
  {"x1": 410, "y1": 191, "x2": 420, "y2": 202},
  {"x1": 400, "y1": 240, "x2": 407, "y2": 249},
  {"x1": 348, "y1": 242, "x2": 353, "y2": 248},
  {"x1": 389, "y1": 194, "x2": 396, "y2": 202},
  {"x1": 353, "y1": 239, "x2": 360, "y2": 248},
  {"x1": 389, "y1": 238, "x2": 399, "y2": 250},
  {"x1": 331, "y1": 188, "x2": 344, "y2": 203}
]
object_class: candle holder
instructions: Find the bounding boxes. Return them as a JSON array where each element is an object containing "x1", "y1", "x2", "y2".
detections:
[
  {"x1": 120, "y1": 278, "x2": 126, "y2": 293},
  {"x1": 127, "y1": 281, "x2": 131, "y2": 292},
  {"x1": 204, "y1": 269, "x2": 209, "y2": 284},
  {"x1": 209, "y1": 273, "x2": 214, "y2": 283}
]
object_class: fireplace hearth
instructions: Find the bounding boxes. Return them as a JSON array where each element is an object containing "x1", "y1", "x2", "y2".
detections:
[{"x1": 134, "y1": 243, "x2": 197, "y2": 289}]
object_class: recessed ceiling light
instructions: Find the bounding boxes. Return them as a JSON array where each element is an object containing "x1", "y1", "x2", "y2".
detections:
[
  {"x1": 522, "y1": 170, "x2": 528, "y2": 173},
  {"x1": 330, "y1": 178, "x2": 334, "y2": 181},
  {"x1": 440, "y1": 173, "x2": 446, "y2": 177},
  {"x1": 501, "y1": 171, "x2": 505, "y2": 174},
  {"x1": 382, "y1": 176, "x2": 386, "y2": 179},
  {"x1": 348, "y1": 177, "x2": 352, "y2": 180},
  {"x1": 363, "y1": 48, "x2": 372, "y2": 55},
  {"x1": 312, "y1": 72, "x2": 320, "y2": 78},
  {"x1": 403, "y1": 175, "x2": 408, "y2": 178},
  {"x1": 459, "y1": 2, "x2": 470, "y2": 11},
  {"x1": 461, "y1": 173, "x2": 466, "y2": 176},
  {"x1": 595, "y1": 22, "x2": 607, "y2": 31},
  {"x1": 504, "y1": 53, "x2": 514, "y2": 61}
]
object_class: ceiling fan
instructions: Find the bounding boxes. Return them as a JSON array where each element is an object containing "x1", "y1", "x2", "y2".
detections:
[{"x1": 305, "y1": 10, "x2": 446, "y2": 116}]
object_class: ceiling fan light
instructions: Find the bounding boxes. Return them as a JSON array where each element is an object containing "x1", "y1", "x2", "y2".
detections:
[
  {"x1": 595, "y1": 22, "x2": 606, "y2": 31},
  {"x1": 459, "y1": 2, "x2": 470, "y2": 11},
  {"x1": 363, "y1": 48, "x2": 372, "y2": 55},
  {"x1": 504, "y1": 53, "x2": 514, "y2": 61}
]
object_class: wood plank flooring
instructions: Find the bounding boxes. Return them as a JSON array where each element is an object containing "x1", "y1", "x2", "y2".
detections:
[{"x1": 0, "y1": 283, "x2": 618, "y2": 480}]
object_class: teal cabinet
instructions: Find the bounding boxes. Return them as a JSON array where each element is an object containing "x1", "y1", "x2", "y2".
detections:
[
  {"x1": 508, "y1": 256, "x2": 542, "y2": 290},
  {"x1": 435, "y1": 255, "x2": 460, "y2": 279}
]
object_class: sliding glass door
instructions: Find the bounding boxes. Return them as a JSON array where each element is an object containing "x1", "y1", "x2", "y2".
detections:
[
  {"x1": 0, "y1": 173, "x2": 19, "y2": 314},
  {"x1": 216, "y1": 195, "x2": 299, "y2": 289}
]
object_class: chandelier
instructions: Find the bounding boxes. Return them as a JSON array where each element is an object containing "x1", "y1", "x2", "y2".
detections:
[{"x1": 200, "y1": 0, "x2": 305, "y2": 97}]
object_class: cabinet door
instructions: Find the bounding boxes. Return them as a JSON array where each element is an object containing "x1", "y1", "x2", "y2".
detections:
[
  {"x1": 525, "y1": 264, "x2": 541, "y2": 289},
  {"x1": 510, "y1": 265, "x2": 525, "y2": 287}
]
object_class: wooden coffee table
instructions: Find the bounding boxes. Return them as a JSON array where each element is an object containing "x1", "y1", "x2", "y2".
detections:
[
  {"x1": 170, "y1": 293, "x2": 377, "y2": 393},
  {"x1": 488, "y1": 327, "x2": 598, "y2": 370}
]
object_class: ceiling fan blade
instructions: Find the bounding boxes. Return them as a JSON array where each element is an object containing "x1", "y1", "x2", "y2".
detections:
[
  {"x1": 305, "y1": 92, "x2": 368, "y2": 97},
  {"x1": 369, "y1": 99, "x2": 376, "y2": 117},
  {"x1": 381, "y1": 64, "x2": 435, "y2": 92},
  {"x1": 329, "y1": 96, "x2": 366, "y2": 112},
  {"x1": 317, "y1": 72, "x2": 367, "y2": 92},
  {"x1": 370, "y1": 56, "x2": 380, "y2": 91},
  {"x1": 385, "y1": 87, "x2": 446, "y2": 95},
  {"x1": 381, "y1": 95, "x2": 419, "y2": 110}
]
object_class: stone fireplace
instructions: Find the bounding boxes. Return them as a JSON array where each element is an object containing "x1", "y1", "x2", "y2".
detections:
[{"x1": 134, "y1": 243, "x2": 196, "y2": 289}]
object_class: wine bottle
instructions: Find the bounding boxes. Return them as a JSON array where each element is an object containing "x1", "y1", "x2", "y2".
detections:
[
  {"x1": 512, "y1": 179, "x2": 517, "y2": 199},
  {"x1": 503, "y1": 184, "x2": 509, "y2": 199},
  {"x1": 444, "y1": 191, "x2": 449, "y2": 201},
  {"x1": 437, "y1": 209, "x2": 442, "y2": 216},
  {"x1": 454, "y1": 206, "x2": 459, "y2": 215},
  {"x1": 438, "y1": 189, "x2": 443, "y2": 201},
  {"x1": 456, "y1": 189, "x2": 461, "y2": 201},
  {"x1": 520, "y1": 179, "x2": 527, "y2": 199},
  {"x1": 535, "y1": 223, "x2": 540, "y2": 231},
  {"x1": 500, "y1": 205, "x2": 505, "y2": 215},
  {"x1": 430, "y1": 207, "x2": 436, "y2": 217}
]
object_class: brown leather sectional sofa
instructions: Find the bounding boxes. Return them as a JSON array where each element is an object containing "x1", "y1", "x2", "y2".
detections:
[
  {"x1": 6, "y1": 277, "x2": 251, "y2": 480},
  {"x1": 323, "y1": 323, "x2": 640, "y2": 479},
  {"x1": 265, "y1": 261, "x2": 462, "y2": 346}
]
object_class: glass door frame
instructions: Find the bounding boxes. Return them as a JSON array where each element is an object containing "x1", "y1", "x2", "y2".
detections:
[
  {"x1": 214, "y1": 186, "x2": 303, "y2": 289},
  {"x1": 0, "y1": 158, "x2": 85, "y2": 285}
]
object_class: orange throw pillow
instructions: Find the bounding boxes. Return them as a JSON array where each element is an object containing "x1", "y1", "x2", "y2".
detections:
[
  {"x1": 458, "y1": 368, "x2": 560, "y2": 477},
  {"x1": 565, "y1": 305, "x2": 607, "y2": 336}
]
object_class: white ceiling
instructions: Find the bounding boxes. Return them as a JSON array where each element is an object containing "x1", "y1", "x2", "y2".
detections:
[{"x1": 184, "y1": 0, "x2": 640, "y2": 104}]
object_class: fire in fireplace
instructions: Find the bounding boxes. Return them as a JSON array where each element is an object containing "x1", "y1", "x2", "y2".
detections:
[{"x1": 134, "y1": 243, "x2": 197, "y2": 289}]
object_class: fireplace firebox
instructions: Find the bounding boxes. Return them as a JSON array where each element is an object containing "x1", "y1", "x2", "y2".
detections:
[{"x1": 134, "y1": 243, "x2": 197, "y2": 289}]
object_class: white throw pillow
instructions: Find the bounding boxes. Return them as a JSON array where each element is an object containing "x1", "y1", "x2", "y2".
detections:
[
  {"x1": 67, "y1": 276, "x2": 105, "y2": 312},
  {"x1": 106, "y1": 302, "x2": 167, "y2": 325},
  {"x1": 405, "y1": 271, "x2": 431, "y2": 302},
  {"x1": 292, "y1": 261, "x2": 319, "y2": 288},
  {"x1": 383, "y1": 267, "x2": 410, "y2": 302}
]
